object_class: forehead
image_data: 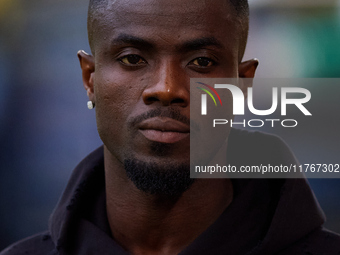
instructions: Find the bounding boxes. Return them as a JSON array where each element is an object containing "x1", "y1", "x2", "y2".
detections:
[
  {"x1": 101, "y1": 0, "x2": 233, "y2": 24},
  {"x1": 92, "y1": 0, "x2": 241, "y2": 53}
]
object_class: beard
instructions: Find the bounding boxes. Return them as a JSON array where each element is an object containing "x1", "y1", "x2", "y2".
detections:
[{"x1": 124, "y1": 157, "x2": 194, "y2": 197}]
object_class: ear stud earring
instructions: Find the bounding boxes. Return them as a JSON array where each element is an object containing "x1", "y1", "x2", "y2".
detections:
[{"x1": 87, "y1": 101, "x2": 95, "y2": 109}]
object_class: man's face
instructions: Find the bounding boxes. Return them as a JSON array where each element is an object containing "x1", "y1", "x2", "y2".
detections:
[{"x1": 81, "y1": 0, "x2": 248, "y2": 194}]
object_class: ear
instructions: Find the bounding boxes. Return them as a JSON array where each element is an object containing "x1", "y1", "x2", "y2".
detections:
[
  {"x1": 239, "y1": 59, "x2": 259, "y2": 78},
  {"x1": 77, "y1": 50, "x2": 95, "y2": 103},
  {"x1": 238, "y1": 59, "x2": 259, "y2": 98}
]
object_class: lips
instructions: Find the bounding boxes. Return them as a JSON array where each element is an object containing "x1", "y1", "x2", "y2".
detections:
[{"x1": 138, "y1": 117, "x2": 190, "y2": 143}]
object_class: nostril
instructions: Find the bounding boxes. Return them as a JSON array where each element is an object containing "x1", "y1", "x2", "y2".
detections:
[
  {"x1": 171, "y1": 98, "x2": 185, "y2": 105},
  {"x1": 145, "y1": 97, "x2": 159, "y2": 104}
]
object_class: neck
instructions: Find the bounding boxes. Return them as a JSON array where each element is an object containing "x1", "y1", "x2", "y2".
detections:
[{"x1": 104, "y1": 147, "x2": 233, "y2": 255}]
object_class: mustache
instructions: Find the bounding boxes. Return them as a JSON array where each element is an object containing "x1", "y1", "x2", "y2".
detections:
[{"x1": 128, "y1": 107, "x2": 199, "y2": 131}]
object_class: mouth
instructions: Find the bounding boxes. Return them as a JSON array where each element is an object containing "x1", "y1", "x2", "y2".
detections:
[{"x1": 138, "y1": 117, "x2": 190, "y2": 144}]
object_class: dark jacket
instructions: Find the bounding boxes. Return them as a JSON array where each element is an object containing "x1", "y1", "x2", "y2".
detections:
[{"x1": 1, "y1": 129, "x2": 340, "y2": 255}]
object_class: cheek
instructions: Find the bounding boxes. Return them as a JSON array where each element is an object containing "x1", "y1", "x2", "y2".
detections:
[
  {"x1": 191, "y1": 89, "x2": 234, "y2": 166},
  {"x1": 95, "y1": 67, "x2": 143, "y2": 113},
  {"x1": 93, "y1": 69, "x2": 144, "y2": 147}
]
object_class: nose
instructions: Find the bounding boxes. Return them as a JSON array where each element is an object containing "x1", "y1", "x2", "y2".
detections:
[{"x1": 142, "y1": 60, "x2": 189, "y2": 107}]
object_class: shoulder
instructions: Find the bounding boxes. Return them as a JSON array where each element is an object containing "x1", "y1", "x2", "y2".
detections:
[
  {"x1": 0, "y1": 231, "x2": 56, "y2": 255},
  {"x1": 278, "y1": 227, "x2": 340, "y2": 255},
  {"x1": 227, "y1": 128, "x2": 298, "y2": 165},
  {"x1": 302, "y1": 228, "x2": 340, "y2": 254},
  {"x1": 229, "y1": 128, "x2": 287, "y2": 148}
]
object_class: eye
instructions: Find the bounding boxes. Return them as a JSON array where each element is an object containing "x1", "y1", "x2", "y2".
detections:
[
  {"x1": 119, "y1": 54, "x2": 147, "y2": 65},
  {"x1": 190, "y1": 57, "x2": 214, "y2": 67}
]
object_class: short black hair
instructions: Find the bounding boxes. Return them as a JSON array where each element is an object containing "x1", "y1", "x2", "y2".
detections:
[
  {"x1": 88, "y1": 0, "x2": 249, "y2": 17},
  {"x1": 230, "y1": 0, "x2": 249, "y2": 17},
  {"x1": 87, "y1": 0, "x2": 249, "y2": 61}
]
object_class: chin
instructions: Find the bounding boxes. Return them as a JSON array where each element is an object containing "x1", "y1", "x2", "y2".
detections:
[{"x1": 123, "y1": 156, "x2": 193, "y2": 197}]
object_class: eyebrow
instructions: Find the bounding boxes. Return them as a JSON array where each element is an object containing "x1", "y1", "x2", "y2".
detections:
[
  {"x1": 111, "y1": 34, "x2": 154, "y2": 50},
  {"x1": 179, "y1": 37, "x2": 224, "y2": 52},
  {"x1": 111, "y1": 34, "x2": 223, "y2": 52}
]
